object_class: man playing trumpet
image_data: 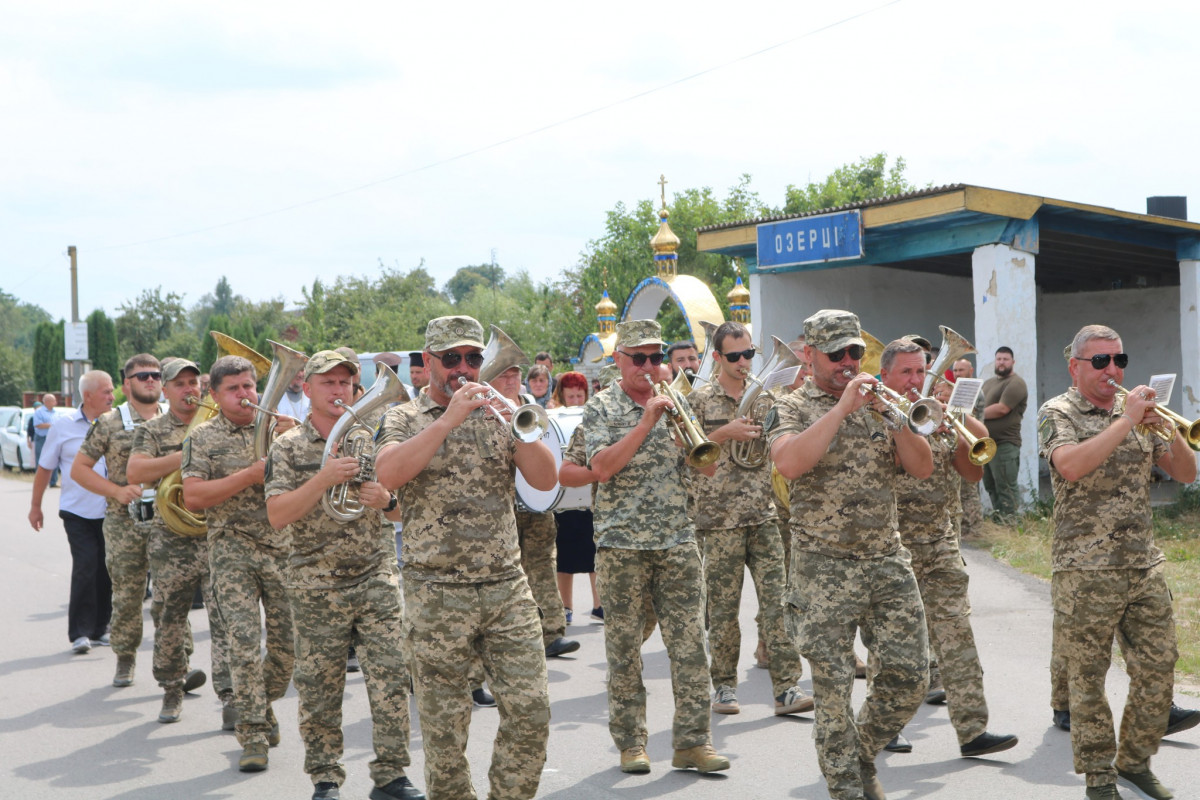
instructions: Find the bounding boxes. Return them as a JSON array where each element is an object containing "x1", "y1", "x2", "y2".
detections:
[
  {"x1": 769, "y1": 312, "x2": 932, "y2": 800},
  {"x1": 687, "y1": 320, "x2": 811, "y2": 717},
  {"x1": 1039, "y1": 325, "x2": 1196, "y2": 800}
]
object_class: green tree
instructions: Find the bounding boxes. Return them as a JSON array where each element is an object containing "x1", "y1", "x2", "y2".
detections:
[
  {"x1": 783, "y1": 152, "x2": 920, "y2": 214},
  {"x1": 32, "y1": 321, "x2": 64, "y2": 391},
  {"x1": 446, "y1": 263, "x2": 505, "y2": 305},
  {"x1": 86, "y1": 309, "x2": 120, "y2": 378},
  {"x1": 0, "y1": 289, "x2": 52, "y2": 355},
  {"x1": 0, "y1": 341, "x2": 33, "y2": 405},
  {"x1": 115, "y1": 287, "x2": 188, "y2": 358}
]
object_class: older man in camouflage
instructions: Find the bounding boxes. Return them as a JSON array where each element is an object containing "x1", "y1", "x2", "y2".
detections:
[
  {"x1": 182, "y1": 355, "x2": 296, "y2": 773},
  {"x1": 574, "y1": 319, "x2": 729, "y2": 776},
  {"x1": 1039, "y1": 324, "x2": 1196, "y2": 800},
  {"x1": 265, "y1": 350, "x2": 423, "y2": 800},
  {"x1": 686, "y1": 320, "x2": 810, "y2": 718},
  {"x1": 375, "y1": 316, "x2": 556, "y2": 800},
  {"x1": 880, "y1": 338, "x2": 1018, "y2": 758},
  {"x1": 769, "y1": 311, "x2": 933, "y2": 800},
  {"x1": 71, "y1": 354, "x2": 166, "y2": 689},
  {"x1": 127, "y1": 358, "x2": 230, "y2": 726}
]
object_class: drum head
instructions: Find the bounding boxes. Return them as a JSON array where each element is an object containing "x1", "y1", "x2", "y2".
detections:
[{"x1": 516, "y1": 408, "x2": 587, "y2": 513}]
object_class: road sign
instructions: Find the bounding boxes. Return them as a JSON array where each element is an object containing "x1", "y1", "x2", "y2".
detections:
[{"x1": 757, "y1": 209, "x2": 863, "y2": 269}]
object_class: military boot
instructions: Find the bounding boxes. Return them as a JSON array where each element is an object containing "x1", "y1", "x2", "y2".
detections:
[
  {"x1": 672, "y1": 744, "x2": 730, "y2": 773},
  {"x1": 112, "y1": 656, "x2": 135, "y2": 687},
  {"x1": 158, "y1": 687, "x2": 184, "y2": 723}
]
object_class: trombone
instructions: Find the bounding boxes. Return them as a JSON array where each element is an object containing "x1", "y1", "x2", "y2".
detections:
[
  {"x1": 650, "y1": 378, "x2": 722, "y2": 469},
  {"x1": 1107, "y1": 379, "x2": 1200, "y2": 447}
]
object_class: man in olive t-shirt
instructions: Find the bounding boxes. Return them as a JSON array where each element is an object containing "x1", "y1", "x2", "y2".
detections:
[{"x1": 981, "y1": 346, "x2": 1027, "y2": 517}]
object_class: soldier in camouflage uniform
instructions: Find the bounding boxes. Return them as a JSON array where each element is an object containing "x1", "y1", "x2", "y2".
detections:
[
  {"x1": 1039, "y1": 324, "x2": 1196, "y2": 800},
  {"x1": 72, "y1": 354, "x2": 165, "y2": 688},
  {"x1": 768, "y1": 311, "x2": 933, "y2": 800},
  {"x1": 490, "y1": 363, "x2": 577, "y2": 658},
  {"x1": 374, "y1": 316, "x2": 556, "y2": 800},
  {"x1": 182, "y1": 355, "x2": 296, "y2": 773},
  {"x1": 265, "y1": 351, "x2": 423, "y2": 800},
  {"x1": 880, "y1": 339, "x2": 1018, "y2": 757},
  {"x1": 573, "y1": 319, "x2": 729, "y2": 776},
  {"x1": 127, "y1": 359, "x2": 231, "y2": 725},
  {"x1": 686, "y1": 320, "x2": 810, "y2": 717}
]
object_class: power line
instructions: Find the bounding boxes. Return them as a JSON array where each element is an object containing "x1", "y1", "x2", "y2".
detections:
[{"x1": 95, "y1": 0, "x2": 904, "y2": 253}]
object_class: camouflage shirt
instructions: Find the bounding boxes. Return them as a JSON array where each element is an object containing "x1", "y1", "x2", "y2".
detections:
[
  {"x1": 1038, "y1": 387, "x2": 1168, "y2": 572},
  {"x1": 130, "y1": 409, "x2": 190, "y2": 529},
  {"x1": 579, "y1": 381, "x2": 695, "y2": 550},
  {"x1": 264, "y1": 419, "x2": 393, "y2": 590},
  {"x1": 78, "y1": 403, "x2": 158, "y2": 517},
  {"x1": 181, "y1": 412, "x2": 287, "y2": 553},
  {"x1": 687, "y1": 378, "x2": 778, "y2": 530},
  {"x1": 768, "y1": 378, "x2": 902, "y2": 559},
  {"x1": 375, "y1": 391, "x2": 521, "y2": 583},
  {"x1": 895, "y1": 433, "x2": 960, "y2": 545}
]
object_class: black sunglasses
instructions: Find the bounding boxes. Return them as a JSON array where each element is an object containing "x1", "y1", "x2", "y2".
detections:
[
  {"x1": 718, "y1": 348, "x2": 756, "y2": 362},
  {"x1": 130, "y1": 371, "x2": 162, "y2": 382},
  {"x1": 617, "y1": 350, "x2": 665, "y2": 367},
  {"x1": 1078, "y1": 353, "x2": 1128, "y2": 370},
  {"x1": 429, "y1": 351, "x2": 484, "y2": 369},
  {"x1": 824, "y1": 345, "x2": 866, "y2": 362}
]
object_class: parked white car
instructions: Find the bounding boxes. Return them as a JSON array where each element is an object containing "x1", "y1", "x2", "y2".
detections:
[{"x1": 0, "y1": 406, "x2": 73, "y2": 471}]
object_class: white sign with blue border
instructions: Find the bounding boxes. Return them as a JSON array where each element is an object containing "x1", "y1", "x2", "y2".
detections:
[{"x1": 756, "y1": 210, "x2": 863, "y2": 269}]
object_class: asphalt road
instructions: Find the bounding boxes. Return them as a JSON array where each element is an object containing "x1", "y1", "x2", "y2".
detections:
[{"x1": 2, "y1": 473, "x2": 1196, "y2": 799}]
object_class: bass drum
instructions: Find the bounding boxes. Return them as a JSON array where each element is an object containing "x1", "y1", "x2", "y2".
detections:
[{"x1": 516, "y1": 407, "x2": 591, "y2": 513}]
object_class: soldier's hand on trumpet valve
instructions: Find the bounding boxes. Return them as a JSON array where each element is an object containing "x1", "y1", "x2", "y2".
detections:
[
  {"x1": 1123, "y1": 384, "x2": 1160, "y2": 427},
  {"x1": 839, "y1": 373, "x2": 880, "y2": 415},
  {"x1": 722, "y1": 416, "x2": 762, "y2": 442},
  {"x1": 638, "y1": 392, "x2": 675, "y2": 430},
  {"x1": 354, "y1": 480, "x2": 391, "y2": 509},
  {"x1": 446, "y1": 380, "x2": 490, "y2": 426},
  {"x1": 318, "y1": 454, "x2": 360, "y2": 489}
]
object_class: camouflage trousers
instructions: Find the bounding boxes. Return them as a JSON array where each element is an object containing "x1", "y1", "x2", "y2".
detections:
[
  {"x1": 403, "y1": 574, "x2": 549, "y2": 800},
  {"x1": 595, "y1": 543, "x2": 711, "y2": 751},
  {"x1": 290, "y1": 571, "x2": 412, "y2": 788},
  {"x1": 1051, "y1": 566, "x2": 1176, "y2": 787},
  {"x1": 958, "y1": 480, "x2": 984, "y2": 538},
  {"x1": 209, "y1": 533, "x2": 295, "y2": 748},
  {"x1": 785, "y1": 549, "x2": 928, "y2": 800},
  {"x1": 699, "y1": 521, "x2": 802, "y2": 698},
  {"x1": 516, "y1": 508, "x2": 566, "y2": 646},
  {"x1": 102, "y1": 514, "x2": 153, "y2": 658},
  {"x1": 907, "y1": 537, "x2": 988, "y2": 744},
  {"x1": 148, "y1": 525, "x2": 229, "y2": 695}
]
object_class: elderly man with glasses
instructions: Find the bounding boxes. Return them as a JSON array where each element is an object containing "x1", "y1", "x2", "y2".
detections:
[
  {"x1": 1039, "y1": 325, "x2": 1196, "y2": 800},
  {"x1": 72, "y1": 355, "x2": 166, "y2": 690}
]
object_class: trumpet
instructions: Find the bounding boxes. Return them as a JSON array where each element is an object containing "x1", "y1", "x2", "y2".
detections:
[
  {"x1": 1108, "y1": 379, "x2": 1200, "y2": 446},
  {"x1": 937, "y1": 408, "x2": 998, "y2": 466},
  {"x1": 845, "y1": 369, "x2": 943, "y2": 436},
  {"x1": 650, "y1": 379, "x2": 722, "y2": 469},
  {"x1": 924, "y1": 324, "x2": 997, "y2": 464},
  {"x1": 457, "y1": 377, "x2": 549, "y2": 444}
]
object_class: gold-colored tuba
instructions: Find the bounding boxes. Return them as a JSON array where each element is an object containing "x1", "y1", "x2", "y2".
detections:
[
  {"x1": 730, "y1": 335, "x2": 801, "y2": 469},
  {"x1": 320, "y1": 362, "x2": 410, "y2": 522},
  {"x1": 245, "y1": 340, "x2": 308, "y2": 460},
  {"x1": 155, "y1": 332, "x2": 272, "y2": 537}
]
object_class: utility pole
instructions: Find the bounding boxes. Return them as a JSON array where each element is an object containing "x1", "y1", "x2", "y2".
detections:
[{"x1": 66, "y1": 246, "x2": 85, "y2": 405}]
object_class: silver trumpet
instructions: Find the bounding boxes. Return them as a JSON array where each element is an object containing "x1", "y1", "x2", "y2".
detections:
[
  {"x1": 458, "y1": 377, "x2": 549, "y2": 444},
  {"x1": 845, "y1": 369, "x2": 943, "y2": 436}
]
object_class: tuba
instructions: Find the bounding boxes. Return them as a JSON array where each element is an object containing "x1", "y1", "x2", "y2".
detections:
[
  {"x1": 320, "y1": 362, "x2": 410, "y2": 522},
  {"x1": 246, "y1": 340, "x2": 309, "y2": 460},
  {"x1": 730, "y1": 335, "x2": 802, "y2": 469},
  {"x1": 156, "y1": 332, "x2": 272, "y2": 536}
]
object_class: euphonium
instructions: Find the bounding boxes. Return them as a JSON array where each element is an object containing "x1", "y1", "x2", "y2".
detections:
[
  {"x1": 249, "y1": 340, "x2": 309, "y2": 460},
  {"x1": 651, "y1": 379, "x2": 722, "y2": 469},
  {"x1": 320, "y1": 362, "x2": 410, "y2": 522},
  {"x1": 156, "y1": 331, "x2": 270, "y2": 537},
  {"x1": 731, "y1": 335, "x2": 801, "y2": 469},
  {"x1": 1108, "y1": 379, "x2": 1200, "y2": 447},
  {"x1": 470, "y1": 324, "x2": 549, "y2": 443}
]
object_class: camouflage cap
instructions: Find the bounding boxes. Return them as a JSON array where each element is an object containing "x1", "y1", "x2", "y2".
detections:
[
  {"x1": 425, "y1": 315, "x2": 485, "y2": 352},
  {"x1": 615, "y1": 319, "x2": 665, "y2": 349},
  {"x1": 902, "y1": 333, "x2": 932, "y2": 351},
  {"x1": 162, "y1": 359, "x2": 200, "y2": 381},
  {"x1": 804, "y1": 309, "x2": 866, "y2": 353},
  {"x1": 598, "y1": 363, "x2": 622, "y2": 388},
  {"x1": 304, "y1": 350, "x2": 359, "y2": 380}
]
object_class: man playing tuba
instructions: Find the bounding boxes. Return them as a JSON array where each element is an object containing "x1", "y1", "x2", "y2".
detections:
[
  {"x1": 686, "y1": 320, "x2": 811, "y2": 718},
  {"x1": 127, "y1": 359, "x2": 231, "y2": 727}
]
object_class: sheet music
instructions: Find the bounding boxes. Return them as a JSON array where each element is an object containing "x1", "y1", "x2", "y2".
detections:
[
  {"x1": 948, "y1": 378, "x2": 982, "y2": 411},
  {"x1": 1149, "y1": 374, "x2": 1175, "y2": 407}
]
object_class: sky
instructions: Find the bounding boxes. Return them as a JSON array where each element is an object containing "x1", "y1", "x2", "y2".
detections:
[{"x1": 3, "y1": 0, "x2": 1198, "y2": 325}]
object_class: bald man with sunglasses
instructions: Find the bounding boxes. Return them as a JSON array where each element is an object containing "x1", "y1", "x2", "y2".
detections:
[{"x1": 1039, "y1": 325, "x2": 1196, "y2": 800}]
